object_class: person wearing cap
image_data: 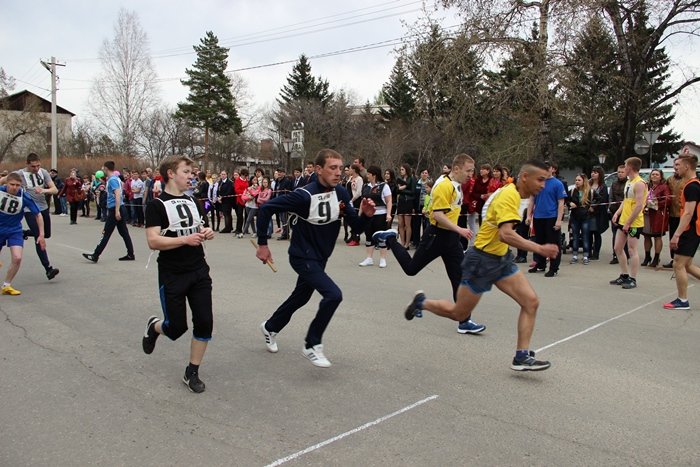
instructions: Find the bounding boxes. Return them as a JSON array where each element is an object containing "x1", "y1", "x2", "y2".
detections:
[{"x1": 526, "y1": 160, "x2": 567, "y2": 277}]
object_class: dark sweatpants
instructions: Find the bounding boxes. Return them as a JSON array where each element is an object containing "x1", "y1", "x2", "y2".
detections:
[
  {"x1": 24, "y1": 208, "x2": 52, "y2": 272},
  {"x1": 387, "y1": 225, "x2": 463, "y2": 301},
  {"x1": 92, "y1": 206, "x2": 134, "y2": 258},
  {"x1": 265, "y1": 256, "x2": 342, "y2": 348},
  {"x1": 532, "y1": 217, "x2": 562, "y2": 272}
]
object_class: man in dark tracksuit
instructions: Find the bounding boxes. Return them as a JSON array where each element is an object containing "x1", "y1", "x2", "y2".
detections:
[{"x1": 255, "y1": 149, "x2": 374, "y2": 368}]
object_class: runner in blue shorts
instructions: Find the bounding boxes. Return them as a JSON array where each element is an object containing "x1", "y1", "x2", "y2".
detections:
[
  {"x1": 0, "y1": 172, "x2": 46, "y2": 295},
  {"x1": 403, "y1": 160, "x2": 559, "y2": 371}
]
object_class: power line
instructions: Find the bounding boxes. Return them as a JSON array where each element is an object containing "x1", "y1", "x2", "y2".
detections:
[{"x1": 65, "y1": 0, "x2": 423, "y2": 62}]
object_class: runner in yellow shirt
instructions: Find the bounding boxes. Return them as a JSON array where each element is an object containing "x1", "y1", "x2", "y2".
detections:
[
  {"x1": 610, "y1": 156, "x2": 648, "y2": 289},
  {"x1": 403, "y1": 160, "x2": 559, "y2": 371}
]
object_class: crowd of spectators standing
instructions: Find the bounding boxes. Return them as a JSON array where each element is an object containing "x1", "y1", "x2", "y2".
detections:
[{"x1": 31, "y1": 157, "x2": 691, "y2": 275}]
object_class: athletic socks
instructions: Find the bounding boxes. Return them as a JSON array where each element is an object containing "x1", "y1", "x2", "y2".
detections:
[
  {"x1": 186, "y1": 363, "x2": 200, "y2": 376},
  {"x1": 515, "y1": 349, "x2": 530, "y2": 360}
]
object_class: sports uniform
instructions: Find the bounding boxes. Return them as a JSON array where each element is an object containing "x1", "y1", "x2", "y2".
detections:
[
  {"x1": 15, "y1": 168, "x2": 58, "y2": 278},
  {"x1": 618, "y1": 175, "x2": 648, "y2": 238},
  {"x1": 145, "y1": 192, "x2": 212, "y2": 342},
  {"x1": 464, "y1": 184, "x2": 521, "y2": 293},
  {"x1": 0, "y1": 186, "x2": 40, "y2": 248},
  {"x1": 256, "y1": 179, "x2": 367, "y2": 366}
]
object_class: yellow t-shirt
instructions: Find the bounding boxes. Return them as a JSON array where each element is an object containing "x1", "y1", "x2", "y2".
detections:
[
  {"x1": 474, "y1": 184, "x2": 522, "y2": 255},
  {"x1": 620, "y1": 175, "x2": 647, "y2": 228},
  {"x1": 429, "y1": 176, "x2": 461, "y2": 228}
]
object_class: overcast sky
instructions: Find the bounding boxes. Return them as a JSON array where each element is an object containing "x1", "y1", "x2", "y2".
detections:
[{"x1": 2, "y1": 0, "x2": 698, "y2": 144}]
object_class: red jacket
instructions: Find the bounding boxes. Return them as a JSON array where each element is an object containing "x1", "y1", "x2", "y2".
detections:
[
  {"x1": 63, "y1": 177, "x2": 84, "y2": 203},
  {"x1": 234, "y1": 177, "x2": 249, "y2": 206}
]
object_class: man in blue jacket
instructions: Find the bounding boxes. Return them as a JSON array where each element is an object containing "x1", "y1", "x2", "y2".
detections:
[{"x1": 255, "y1": 149, "x2": 375, "y2": 368}]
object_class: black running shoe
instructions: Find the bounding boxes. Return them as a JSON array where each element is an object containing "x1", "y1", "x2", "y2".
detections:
[
  {"x1": 609, "y1": 275, "x2": 626, "y2": 285},
  {"x1": 142, "y1": 316, "x2": 160, "y2": 354},
  {"x1": 82, "y1": 253, "x2": 98, "y2": 263},
  {"x1": 404, "y1": 290, "x2": 425, "y2": 321},
  {"x1": 511, "y1": 351, "x2": 551, "y2": 371},
  {"x1": 621, "y1": 277, "x2": 637, "y2": 289},
  {"x1": 46, "y1": 267, "x2": 59, "y2": 280},
  {"x1": 118, "y1": 254, "x2": 135, "y2": 261},
  {"x1": 544, "y1": 270, "x2": 558, "y2": 277},
  {"x1": 528, "y1": 267, "x2": 545, "y2": 273},
  {"x1": 183, "y1": 370, "x2": 206, "y2": 393}
]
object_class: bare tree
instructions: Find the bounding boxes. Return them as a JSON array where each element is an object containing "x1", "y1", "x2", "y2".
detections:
[
  {"x1": 90, "y1": 8, "x2": 159, "y2": 155},
  {"x1": 0, "y1": 67, "x2": 15, "y2": 98},
  {"x1": 600, "y1": 0, "x2": 700, "y2": 157},
  {"x1": 0, "y1": 92, "x2": 46, "y2": 163}
]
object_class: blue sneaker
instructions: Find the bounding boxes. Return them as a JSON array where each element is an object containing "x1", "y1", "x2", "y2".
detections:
[
  {"x1": 663, "y1": 298, "x2": 690, "y2": 310},
  {"x1": 404, "y1": 290, "x2": 425, "y2": 321},
  {"x1": 457, "y1": 319, "x2": 486, "y2": 334},
  {"x1": 372, "y1": 229, "x2": 398, "y2": 244}
]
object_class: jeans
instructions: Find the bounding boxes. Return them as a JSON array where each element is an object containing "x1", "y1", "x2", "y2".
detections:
[
  {"x1": 569, "y1": 216, "x2": 590, "y2": 256},
  {"x1": 131, "y1": 197, "x2": 143, "y2": 225}
]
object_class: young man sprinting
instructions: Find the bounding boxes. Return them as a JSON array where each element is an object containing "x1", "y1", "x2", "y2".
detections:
[
  {"x1": 0, "y1": 173, "x2": 47, "y2": 295},
  {"x1": 255, "y1": 149, "x2": 375, "y2": 368},
  {"x1": 401, "y1": 160, "x2": 559, "y2": 371},
  {"x1": 665, "y1": 154, "x2": 700, "y2": 310},
  {"x1": 141, "y1": 156, "x2": 215, "y2": 393}
]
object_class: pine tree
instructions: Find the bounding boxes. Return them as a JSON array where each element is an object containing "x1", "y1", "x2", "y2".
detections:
[
  {"x1": 380, "y1": 57, "x2": 416, "y2": 122},
  {"x1": 175, "y1": 31, "x2": 242, "y2": 164},
  {"x1": 559, "y1": 16, "x2": 621, "y2": 168},
  {"x1": 277, "y1": 54, "x2": 333, "y2": 106}
]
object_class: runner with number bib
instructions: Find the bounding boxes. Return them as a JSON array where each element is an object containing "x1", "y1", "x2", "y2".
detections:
[
  {"x1": 254, "y1": 149, "x2": 376, "y2": 368},
  {"x1": 0, "y1": 172, "x2": 47, "y2": 295}
]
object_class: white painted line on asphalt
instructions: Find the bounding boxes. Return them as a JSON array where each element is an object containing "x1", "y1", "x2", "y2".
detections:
[
  {"x1": 54, "y1": 242, "x2": 87, "y2": 252},
  {"x1": 264, "y1": 395, "x2": 439, "y2": 467},
  {"x1": 536, "y1": 288, "x2": 689, "y2": 354}
]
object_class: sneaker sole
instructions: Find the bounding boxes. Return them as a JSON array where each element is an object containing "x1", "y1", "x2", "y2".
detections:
[
  {"x1": 142, "y1": 316, "x2": 159, "y2": 354},
  {"x1": 457, "y1": 326, "x2": 486, "y2": 335},
  {"x1": 260, "y1": 322, "x2": 278, "y2": 353},
  {"x1": 664, "y1": 305, "x2": 690, "y2": 310},
  {"x1": 404, "y1": 290, "x2": 424, "y2": 321},
  {"x1": 510, "y1": 362, "x2": 551, "y2": 371}
]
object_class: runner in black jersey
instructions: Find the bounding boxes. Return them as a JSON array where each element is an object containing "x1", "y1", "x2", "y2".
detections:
[
  {"x1": 255, "y1": 149, "x2": 376, "y2": 368},
  {"x1": 141, "y1": 156, "x2": 215, "y2": 393}
]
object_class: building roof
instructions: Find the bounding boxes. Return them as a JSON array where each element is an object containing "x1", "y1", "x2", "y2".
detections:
[{"x1": 0, "y1": 89, "x2": 75, "y2": 116}]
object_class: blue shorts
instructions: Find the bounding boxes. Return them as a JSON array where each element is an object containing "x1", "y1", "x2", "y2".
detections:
[
  {"x1": 0, "y1": 231, "x2": 24, "y2": 249},
  {"x1": 460, "y1": 248, "x2": 519, "y2": 294}
]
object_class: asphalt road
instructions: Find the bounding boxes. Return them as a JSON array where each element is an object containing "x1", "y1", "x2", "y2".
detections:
[{"x1": 1, "y1": 215, "x2": 698, "y2": 466}]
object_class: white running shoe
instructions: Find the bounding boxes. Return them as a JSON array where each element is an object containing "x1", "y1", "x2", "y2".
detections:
[
  {"x1": 379, "y1": 258, "x2": 387, "y2": 268},
  {"x1": 358, "y1": 257, "x2": 374, "y2": 267},
  {"x1": 302, "y1": 344, "x2": 331, "y2": 367},
  {"x1": 260, "y1": 321, "x2": 278, "y2": 353}
]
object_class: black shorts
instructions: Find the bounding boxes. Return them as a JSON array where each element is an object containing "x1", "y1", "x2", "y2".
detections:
[
  {"x1": 676, "y1": 231, "x2": 700, "y2": 257},
  {"x1": 614, "y1": 223, "x2": 642, "y2": 239},
  {"x1": 159, "y1": 264, "x2": 213, "y2": 341},
  {"x1": 460, "y1": 248, "x2": 519, "y2": 294},
  {"x1": 364, "y1": 214, "x2": 388, "y2": 247}
]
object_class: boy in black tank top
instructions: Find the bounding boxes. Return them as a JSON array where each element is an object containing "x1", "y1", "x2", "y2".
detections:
[{"x1": 141, "y1": 156, "x2": 215, "y2": 393}]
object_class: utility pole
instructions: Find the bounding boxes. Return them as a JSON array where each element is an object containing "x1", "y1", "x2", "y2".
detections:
[{"x1": 40, "y1": 57, "x2": 65, "y2": 170}]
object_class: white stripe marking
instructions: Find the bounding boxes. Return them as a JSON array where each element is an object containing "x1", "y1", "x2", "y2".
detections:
[
  {"x1": 53, "y1": 242, "x2": 87, "y2": 252},
  {"x1": 264, "y1": 395, "x2": 439, "y2": 467},
  {"x1": 536, "y1": 289, "x2": 686, "y2": 353}
]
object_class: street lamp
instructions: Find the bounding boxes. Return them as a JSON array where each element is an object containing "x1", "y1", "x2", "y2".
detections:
[
  {"x1": 597, "y1": 153, "x2": 607, "y2": 167},
  {"x1": 282, "y1": 138, "x2": 293, "y2": 173}
]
